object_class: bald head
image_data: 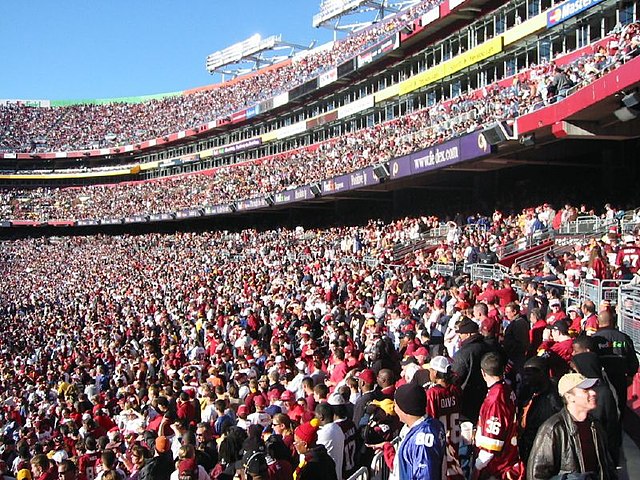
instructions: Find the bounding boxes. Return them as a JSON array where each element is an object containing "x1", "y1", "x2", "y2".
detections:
[{"x1": 598, "y1": 310, "x2": 615, "y2": 328}]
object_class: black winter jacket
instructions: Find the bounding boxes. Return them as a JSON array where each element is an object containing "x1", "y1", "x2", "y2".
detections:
[
  {"x1": 527, "y1": 408, "x2": 617, "y2": 479},
  {"x1": 451, "y1": 333, "x2": 492, "y2": 422}
]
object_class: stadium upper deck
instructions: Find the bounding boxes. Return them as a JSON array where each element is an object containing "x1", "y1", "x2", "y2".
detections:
[{"x1": 0, "y1": 0, "x2": 440, "y2": 156}]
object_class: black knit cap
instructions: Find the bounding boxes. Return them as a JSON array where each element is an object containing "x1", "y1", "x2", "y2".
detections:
[
  {"x1": 394, "y1": 383, "x2": 427, "y2": 416},
  {"x1": 456, "y1": 316, "x2": 479, "y2": 334}
]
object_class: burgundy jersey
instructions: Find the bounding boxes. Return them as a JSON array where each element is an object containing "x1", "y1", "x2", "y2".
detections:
[
  {"x1": 475, "y1": 381, "x2": 523, "y2": 480},
  {"x1": 78, "y1": 452, "x2": 100, "y2": 480},
  {"x1": 616, "y1": 246, "x2": 640, "y2": 274},
  {"x1": 426, "y1": 383, "x2": 465, "y2": 479}
]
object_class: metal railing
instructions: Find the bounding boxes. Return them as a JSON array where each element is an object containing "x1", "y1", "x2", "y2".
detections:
[
  {"x1": 514, "y1": 243, "x2": 575, "y2": 271},
  {"x1": 557, "y1": 216, "x2": 617, "y2": 236},
  {"x1": 497, "y1": 228, "x2": 552, "y2": 259},
  {"x1": 621, "y1": 209, "x2": 640, "y2": 233},
  {"x1": 371, "y1": 437, "x2": 398, "y2": 480},
  {"x1": 428, "y1": 225, "x2": 450, "y2": 237},
  {"x1": 469, "y1": 263, "x2": 510, "y2": 282},
  {"x1": 347, "y1": 467, "x2": 369, "y2": 480},
  {"x1": 619, "y1": 285, "x2": 640, "y2": 349},
  {"x1": 429, "y1": 262, "x2": 456, "y2": 277},
  {"x1": 578, "y1": 279, "x2": 631, "y2": 307}
]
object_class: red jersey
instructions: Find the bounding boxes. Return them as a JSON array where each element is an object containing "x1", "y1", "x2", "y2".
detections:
[
  {"x1": 78, "y1": 451, "x2": 99, "y2": 480},
  {"x1": 616, "y1": 246, "x2": 640, "y2": 274},
  {"x1": 583, "y1": 313, "x2": 599, "y2": 336},
  {"x1": 426, "y1": 383, "x2": 465, "y2": 480},
  {"x1": 475, "y1": 381, "x2": 523, "y2": 480},
  {"x1": 538, "y1": 338, "x2": 573, "y2": 378}
]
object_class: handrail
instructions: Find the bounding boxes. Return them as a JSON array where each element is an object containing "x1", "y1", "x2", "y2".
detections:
[
  {"x1": 347, "y1": 467, "x2": 369, "y2": 480},
  {"x1": 619, "y1": 284, "x2": 640, "y2": 351},
  {"x1": 557, "y1": 215, "x2": 617, "y2": 236},
  {"x1": 469, "y1": 263, "x2": 510, "y2": 282},
  {"x1": 429, "y1": 262, "x2": 456, "y2": 277},
  {"x1": 515, "y1": 243, "x2": 575, "y2": 271},
  {"x1": 497, "y1": 228, "x2": 552, "y2": 259}
]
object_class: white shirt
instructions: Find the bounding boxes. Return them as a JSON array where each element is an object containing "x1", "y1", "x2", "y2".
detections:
[
  {"x1": 317, "y1": 422, "x2": 345, "y2": 480},
  {"x1": 247, "y1": 411, "x2": 272, "y2": 428}
]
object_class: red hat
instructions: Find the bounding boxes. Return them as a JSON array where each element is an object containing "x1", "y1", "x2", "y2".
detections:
[
  {"x1": 254, "y1": 395, "x2": 266, "y2": 406},
  {"x1": 414, "y1": 347, "x2": 429, "y2": 358},
  {"x1": 268, "y1": 389, "x2": 281, "y2": 401},
  {"x1": 356, "y1": 369, "x2": 376, "y2": 385},
  {"x1": 237, "y1": 405, "x2": 249, "y2": 415},
  {"x1": 178, "y1": 458, "x2": 198, "y2": 474},
  {"x1": 455, "y1": 301, "x2": 470, "y2": 310},
  {"x1": 294, "y1": 418, "x2": 320, "y2": 446},
  {"x1": 280, "y1": 390, "x2": 294, "y2": 401}
]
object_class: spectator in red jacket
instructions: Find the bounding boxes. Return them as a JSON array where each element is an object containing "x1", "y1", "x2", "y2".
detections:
[{"x1": 537, "y1": 321, "x2": 573, "y2": 379}]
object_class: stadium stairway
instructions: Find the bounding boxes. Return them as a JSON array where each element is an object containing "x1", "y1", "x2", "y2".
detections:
[{"x1": 498, "y1": 234, "x2": 555, "y2": 268}]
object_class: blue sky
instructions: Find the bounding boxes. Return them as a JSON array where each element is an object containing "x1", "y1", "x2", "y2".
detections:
[{"x1": 1, "y1": 1, "x2": 337, "y2": 100}]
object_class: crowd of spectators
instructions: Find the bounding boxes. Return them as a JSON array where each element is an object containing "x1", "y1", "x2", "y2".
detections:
[
  {"x1": 0, "y1": 209, "x2": 638, "y2": 480},
  {"x1": 0, "y1": 0, "x2": 440, "y2": 154},
  {"x1": 1, "y1": 22, "x2": 638, "y2": 222}
]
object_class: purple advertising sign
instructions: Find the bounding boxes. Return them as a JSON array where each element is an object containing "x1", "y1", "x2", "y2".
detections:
[
  {"x1": 389, "y1": 153, "x2": 413, "y2": 180},
  {"x1": 459, "y1": 129, "x2": 492, "y2": 160},
  {"x1": 349, "y1": 166, "x2": 377, "y2": 189},
  {"x1": 410, "y1": 136, "x2": 462, "y2": 174},
  {"x1": 274, "y1": 185, "x2": 312, "y2": 205},
  {"x1": 203, "y1": 205, "x2": 231, "y2": 216},
  {"x1": 390, "y1": 130, "x2": 491, "y2": 179},
  {"x1": 321, "y1": 175, "x2": 350, "y2": 196},
  {"x1": 320, "y1": 165, "x2": 379, "y2": 197},
  {"x1": 238, "y1": 197, "x2": 268, "y2": 211}
]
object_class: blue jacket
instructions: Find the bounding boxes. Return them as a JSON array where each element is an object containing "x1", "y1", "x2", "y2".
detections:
[{"x1": 398, "y1": 416, "x2": 446, "y2": 480}]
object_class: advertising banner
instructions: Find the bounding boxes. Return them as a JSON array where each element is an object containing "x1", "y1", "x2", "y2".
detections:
[
  {"x1": 319, "y1": 68, "x2": 338, "y2": 88},
  {"x1": 273, "y1": 92, "x2": 289, "y2": 108},
  {"x1": 237, "y1": 197, "x2": 268, "y2": 211},
  {"x1": 175, "y1": 209, "x2": 203, "y2": 219},
  {"x1": 246, "y1": 105, "x2": 260, "y2": 119},
  {"x1": 203, "y1": 205, "x2": 232, "y2": 216},
  {"x1": 349, "y1": 166, "x2": 377, "y2": 189},
  {"x1": 124, "y1": 216, "x2": 149, "y2": 224},
  {"x1": 149, "y1": 213, "x2": 176, "y2": 221},
  {"x1": 390, "y1": 130, "x2": 492, "y2": 179},
  {"x1": 76, "y1": 219, "x2": 100, "y2": 226},
  {"x1": 357, "y1": 33, "x2": 400, "y2": 69},
  {"x1": 0, "y1": 99, "x2": 51, "y2": 107},
  {"x1": 211, "y1": 138, "x2": 262, "y2": 157},
  {"x1": 421, "y1": 6, "x2": 440, "y2": 26},
  {"x1": 547, "y1": 0, "x2": 604, "y2": 28},
  {"x1": 274, "y1": 186, "x2": 313, "y2": 205},
  {"x1": 321, "y1": 174, "x2": 350, "y2": 196}
]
